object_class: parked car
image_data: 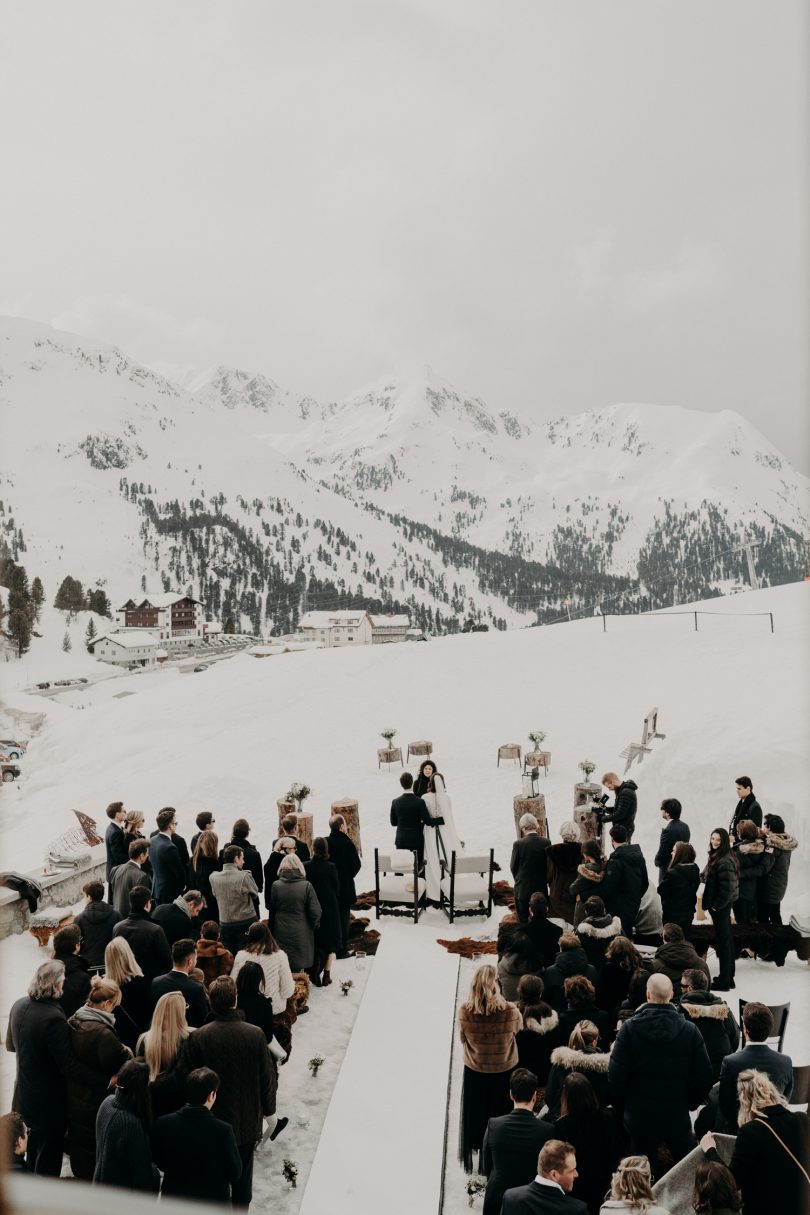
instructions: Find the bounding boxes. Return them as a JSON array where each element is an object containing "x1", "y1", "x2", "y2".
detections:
[
  {"x1": 193, "y1": 664, "x2": 209, "y2": 673},
  {"x1": 0, "y1": 740, "x2": 26, "y2": 760},
  {"x1": 35, "y1": 682, "x2": 50, "y2": 690},
  {"x1": 1, "y1": 762, "x2": 21, "y2": 783}
]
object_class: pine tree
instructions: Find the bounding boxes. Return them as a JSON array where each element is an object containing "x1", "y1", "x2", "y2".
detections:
[
  {"x1": 224, "y1": 617, "x2": 235, "y2": 635},
  {"x1": 54, "y1": 575, "x2": 85, "y2": 612},
  {"x1": 8, "y1": 607, "x2": 31, "y2": 656},
  {"x1": 62, "y1": 630, "x2": 72, "y2": 653},
  {"x1": 31, "y1": 576, "x2": 45, "y2": 620},
  {"x1": 85, "y1": 618, "x2": 97, "y2": 647}
]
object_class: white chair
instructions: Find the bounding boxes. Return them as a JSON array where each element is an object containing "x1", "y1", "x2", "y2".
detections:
[
  {"x1": 440, "y1": 850, "x2": 495, "y2": 924},
  {"x1": 374, "y1": 848, "x2": 426, "y2": 923}
]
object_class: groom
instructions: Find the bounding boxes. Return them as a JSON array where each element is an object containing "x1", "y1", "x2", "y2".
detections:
[{"x1": 390, "y1": 772, "x2": 433, "y2": 867}]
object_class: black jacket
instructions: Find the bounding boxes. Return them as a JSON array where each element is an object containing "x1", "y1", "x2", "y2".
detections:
[
  {"x1": 652, "y1": 939, "x2": 710, "y2": 998},
  {"x1": 105, "y1": 822, "x2": 129, "y2": 879},
  {"x1": 557, "y1": 1004, "x2": 611, "y2": 1051},
  {"x1": 510, "y1": 832, "x2": 551, "y2": 904},
  {"x1": 389, "y1": 791, "x2": 432, "y2": 854},
  {"x1": 729, "y1": 791, "x2": 762, "y2": 839},
  {"x1": 524, "y1": 916, "x2": 563, "y2": 969},
  {"x1": 654, "y1": 818, "x2": 690, "y2": 878},
  {"x1": 190, "y1": 855, "x2": 221, "y2": 920},
  {"x1": 271, "y1": 835, "x2": 311, "y2": 864},
  {"x1": 604, "y1": 780, "x2": 638, "y2": 833},
  {"x1": 481, "y1": 1108, "x2": 555, "y2": 1215},
  {"x1": 304, "y1": 857, "x2": 342, "y2": 953},
  {"x1": 600, "y1": 844, "x2": 649, "y2": 934},
  {"x1": 555, "y1": 1109, "x2": 624, "y2": 1215},
  {"x1": 152, "y1": 900, "x2": 197, "y2": 946},
  {"x1": 67, "y1": 1007, "x2": 132, "y2": 1179},
  {"x1": 543, "y1": 947, "x2": 597, "y2": 1011},
  {"x1": 706, "y1": 1105, "x2": 810, "y2": 1215},
  {"x1": 152, "y1": 1104, "x2": 243, "y2": 1203},
  {"x1": 75, "y1": 901, "x2": 122, "y2": 968},
  {"x1": 113, "y1": 975, "x2": 152, "y2": 1050},
  {"x1": 608, "y1": 1001, "x2": 713, "y2": 1138},
  {"x1": 733, "y1": 839, "x2": 774, "y2": 902},
  {"x1": 328, "y1": 826, "x2": 362, "y2": 907},
  {"x1": 150, "y1": 832, "x2": 187, "y2": 904},
  {"x1": 658, "y1": 861, "x2": 700, "y2": 929},
  {"x1": 502, "y1": 1179, "x2": 588, "y2": 1214},
  {"x1": 718, "y1": 1042, "x2": 794, "y2": 1125},
  {"x1": 515, "y1": 1007, "x2": 562, "y2": 1086},
  {"x1": 702, "y1": 854, "x2": 739, "y2": 913},
  {"x1": 183, "y1": 1009, "x2": 275, "y2": 1145},
  {"x1": 677, "y1": 990, "x2": 739, "y2": 1082},
  {"x1": 113, "y1": 912, "x2": 172, "y2": 983},
  {"x1": 151, "y1": 970, "x2": 209, "y2": 1028},
  {"x1": 759, "y1": 832, "x2": 798, "y2": 904},
  {"x1": 236, "y1": 991, "x2": 276, "y2": 1042},
  {"x1": 545, "y1": 1045, "x2": 612, "y2": 1121},
  {"x1": 94, "y1": 1091, "x2": 160, "y2": 1191},
  {"x1": 575, "y1": 913, "x2": 622, "y2": 972},
  {"x1": 55, "y1": 952, "x2": 92, "y2": 1018}
]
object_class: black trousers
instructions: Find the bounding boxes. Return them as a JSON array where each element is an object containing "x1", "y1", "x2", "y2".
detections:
[
  {"x1": 711, "y1": 905, "x2": 735, "y2": 986},
  {"x1": 762, "y1": 902, "x2": 783, "y2": 926},
  {"x1": 232, "y1": 1142, "x2": 255, "y2": 1208},
  {"x1": 338, "y1": 901, "x2": 351, "y2": 952},
  {"x1": 631, "y1": 1127, "x2": 694, "y2": 1180},
  {"x1": 220, "y1": 917, "x2": 257, "y2": 957},
  {"x1": 27, "y1": 1125, "x2": 65, "y2": 1177}
]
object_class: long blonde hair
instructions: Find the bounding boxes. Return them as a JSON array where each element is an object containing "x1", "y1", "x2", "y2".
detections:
[
  {"x1": 609, "y1": 1156, "x2": 655, "y2": 1210},
  {"x1": 104, "y1": 937, "x2": 143, "y2": 984},
  {"x1": 464, "y1": 965, "x2": 508, "y2": 1016},
  {"x1": 137, "y1": 992, "x2": 189, "y2": 1080},
  {"x1": 737, "y1": 1068, "x2": 789, "y2": 1127},
  {"x1": 193, "y1": 828, "x2": 219, "y2": 867}
]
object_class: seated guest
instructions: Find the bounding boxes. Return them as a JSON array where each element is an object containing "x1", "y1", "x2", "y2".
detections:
[
  {"x1": 104, "y1": 937, "x2": 151, "y2": 1050},
  {"x1": 691, "y1": 1160, "x2": 741, "y2": 1215},
  {"x1": 717, "y1": 1002, "x2": 793, "y2": 1130},
  {"x1": 74, "y1": 880, "x2": 121, "y2": 970},
  {"x1": 546, "y1": 822, "x2": 583, "y2": 924},
  {"x1": 557, "y1": 976, "x2": 611, "y2": 1048},
  {"x1": 498, "y1": 931, "x2": 544, "y2": 1002},
  {"x1": 52, "y1": 924, "x2": 91, "y2": 1018},
  {"x1": 152, "y1": 890, "x2": 206, "y2": 946},
  {"x1": 575, "y1": 897, "x2": 622, "y2": 971},
  {"x1": 652, "y1": 923, "x2": 710, "y2": 999},
  {"x1": 515, "y1": 974, "x2": 561, "y2": 1087},
  {"x1": 93, "y1": 1059, "x2": 159, "y2": 1192},
  {"x1": 502, "y1": 1137, "x2": 588, "y2": 1214},
  {"x1": 598, "y1": 1155, "x2": 670, "y2": 1214},
  {"x1": 555, "y1": 1072, "x2": 623, "y2": 1215},
  {"x1": 151, "y1": 939, "x2": 209, "y2": 1029},
  {"x1": 152, "y1": 1067, "x2": 243, "y2": 1204},
  {"x1": 113, "y1": 886, "x2": 172, "y2": 984},
  {"x1": 0, "y1": 1111, "x2": 29, "y2": 1172},
  {"x1": 596, "y1": 937, "x2": 646, "y2": 1019},
  {"x1": 677, "y1": 969, "x2": 739, "y2": 1083},
  {"x1": 545, "y1": 1021, "x2": 610, "y2": 1122},
  {"x1": 136, "y1": 991, "x2": 192, "y2": 1119},
  {"x1": 481, "y1": 1068, "x2": 555, "y2": 1215},
  {"x1": 525, "y1": 892, "x2": 564, "y2": 968},
  {"x1": 544, "y1": 934, "x2": 597, "y2": 1011},
  {"x1": 658, "y1": 842, "x2": 700, "y2": 937},
  {"x1": 570, "y1": 841, "x2": 607, "y2": 928},
  {"x1": 195, "y1": 920, "x2": 234, "y2": 986}
]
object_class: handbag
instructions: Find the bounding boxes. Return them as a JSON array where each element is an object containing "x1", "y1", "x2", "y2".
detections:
[{"x1": 754, "y1": 1115, "x2": 810, "y2": 1186}]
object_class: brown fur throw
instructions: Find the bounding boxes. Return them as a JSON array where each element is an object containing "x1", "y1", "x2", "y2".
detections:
[{"x1": 436, "y1": 937, "x2": 498, "y2": 958}]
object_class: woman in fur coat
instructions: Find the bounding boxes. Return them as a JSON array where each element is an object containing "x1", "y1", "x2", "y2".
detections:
[
  {"x1": 570, "y1": 841, "x2": 607, "y2": 927},
  {"x1": 514, "y1": 974, "x2": 561, "y2": 1087},
  {"x1": 458, "y1": 965, "x2": 521, "y2": 1172},
  {"x1": 544, "y1": 1020, "x2": 611, "y2": 1121},
  {"x1": 576, "y1": 896, "x2": 623, "y2": 972},
  {"x1": 547, "y1": 823, "x2": 584, "y2": 925},
  {"x1": 732, "y1": 820, "x2": 774, "y2": 924}
]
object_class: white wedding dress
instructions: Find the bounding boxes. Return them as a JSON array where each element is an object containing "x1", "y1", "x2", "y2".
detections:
[{"x1": 422, "y1": 774, "x2": 465, "y2": 902}]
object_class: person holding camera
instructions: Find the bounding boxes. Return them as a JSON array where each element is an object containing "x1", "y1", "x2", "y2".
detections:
[{"x1": 599, "y1": 773, "x2": 638, "y2": 842}]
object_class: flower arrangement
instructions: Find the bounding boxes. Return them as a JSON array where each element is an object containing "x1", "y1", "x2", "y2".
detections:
[
  {"x1": 466, "y1": 1178, "x2": 486, "y2": 1207},
  {"x1": 307, "y1": 1054, "x2": 325, "y2": 1077},
  {"x1": 528, "y1": 730, "x2": 546, "y2": 747},
  {"x1": 578, "y1": 759, "x2": 596, "y2": 779},
  {"x1": 380, "y1": 728, "x2": 397, "y2": 744},
  {"x1": 282, "y1": 1159, "x2": 298, "y2": 1189},
  {"x1": 340, "y1": 979, "x2": 354, "y2": 997},
  {"x1": 286, "y1": 782, "x2": 311, "y2": 809}
]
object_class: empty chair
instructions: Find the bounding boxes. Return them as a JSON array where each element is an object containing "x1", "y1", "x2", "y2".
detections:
[
  {"x1": 790, "y1": 1064, "x2": 810, "y2": 1109},
  {"x1": 738, "y1": 999, "x2": 790, "y2": 1052},
  {"x1": 440, "y1": 850, "x2": 495, "y2": 924},
  {"x1": 374, "y1": 849, "x2": 426, "y2": 923}
]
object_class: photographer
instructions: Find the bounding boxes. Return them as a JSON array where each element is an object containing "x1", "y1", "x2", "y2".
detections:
[{"x1": 599, "y1": 772, "x2": 638, "y2": 842}]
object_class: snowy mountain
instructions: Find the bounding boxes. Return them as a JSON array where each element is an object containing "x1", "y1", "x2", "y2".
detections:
[{"x1": 1, "y1": 315, "x2": 807, "y2": 638}]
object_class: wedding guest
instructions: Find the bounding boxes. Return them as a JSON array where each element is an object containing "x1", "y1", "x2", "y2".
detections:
[
  {"x1": 93, "y1": 1059, "x2": 159, "y2": 1192},
  {"x1": 458, "y1": 965, "x2": 521, "y2": 1173}
]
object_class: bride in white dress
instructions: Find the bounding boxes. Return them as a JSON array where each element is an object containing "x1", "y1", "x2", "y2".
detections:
[{"x1": 414, "y1": 760, "x2": 465, "y2": 901}]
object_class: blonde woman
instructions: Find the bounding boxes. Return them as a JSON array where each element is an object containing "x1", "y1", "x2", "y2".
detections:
[
  {"x1": 701, "y1": 1069, "x2": 810, "y2": 1215},
  {"x1": 104, "y1": 937, "x2": 150, "y2": 1049},
  {"x1": 135, "y1": 991, "x2": 191, "y2": 1118},
  {"x1": 67, "y1": 977, "x2": 132, "y2": 1179},
  {"x1": 545, "y1": 1019, "x2": 611, "y2": 1121},
  {"x1": 457, "y1": 963, "x2": 521, "y2": 1172},
  {"x1": 191, "y1": 827, "x2": 221, "y2": 920},
  {"x1": 600, "y1": 1155, "x2": 671, "y2": 1213},
  {"x1": 123, "y1": 810, "x2": 152, "y2": 879},
  {"x1": 547, "y1": 822, "x2": 583, "y2": 924},
  {"x1": 269, "y1": 853, "x2": 321, "y2": 972}
]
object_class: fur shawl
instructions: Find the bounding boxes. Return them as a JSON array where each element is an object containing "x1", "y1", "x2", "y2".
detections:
[
  {"x1": 736, "y1": 840, "x2": 765, "y2": 855},
  {"x1": 767, "y1": 832, "x2": 797, "y2": 852},
  {"x1": 522, "y1": 1008, "x2": 560, "y2": 1036},
  {"x1": 549, "y1": 1045, "x2": 611, "y2": 1073},
  {"x1": 576, "y1": 860, "x2": 605, "y2": 883},
  {"x1": 680, "y1": 998, "x2": 731, "y2": 1021},
  {"x1": 577, "y1": 915, "x2": 622, "y2": 939}
]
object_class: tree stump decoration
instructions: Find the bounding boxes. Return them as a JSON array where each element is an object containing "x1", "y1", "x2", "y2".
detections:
[
  {"x1": 377, "y1": 747, "x2": 403, "y2": 768},
  {"x1": 296, "y1": 812, "x2": 314, "y2": 853},
  {"x1": 497, "y1": 744, "x2": 522, "y2": 767},
  {"x1": 524, "y1": 750, "x2": 551, "y2": 776},
  {"x1": 407, "y1": 740, "x2": 433, "y2": 761},
  {"x1": 573, "y1": 805, "x2": 604, "y2": 847},
  {"x1": 330, "y1": 799, "x2": 362, "y2": 857},
  {"x1": 573, "y1": 781, "x2": 602, "y2": 810},
  {"x1": 513, "y1": 795, "x2": 547, "y2": 839},
  {"x1": 277, "y1": 799, "x2": 297, "y2": 831}
]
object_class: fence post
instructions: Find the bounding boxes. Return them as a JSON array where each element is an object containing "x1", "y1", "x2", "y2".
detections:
[
  {"x1": 602, "y1": 613, "x2": 607, "y2": 633},
  {"x1": 694, "y1": 611, "x2": 698, "y2": 631},
  {"x1": 770, "y1": 613, "x2": 774, "y2": 634}
]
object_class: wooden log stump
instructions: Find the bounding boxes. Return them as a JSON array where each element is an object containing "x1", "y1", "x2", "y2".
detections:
[
  {"x1": 525, "y1": 750, "x2": 551, "y2": 776},
  {"x1": 513, "y1": 795, "x2": 547, "y2": 839},
  {"x1": 296, "y1": 812, "x2": 314, "y2": 853},
  {"x1": 407, "y1": 740, "x2": 433, "y2": 761},
  {"x1": 497, "y1": 744, "x2": 522, "y2": 767},
  {"x1": 277, "y1": 799, "x2": 297, "y2": 832},
  {"x1": 573, "y1": 805, "x2": 604, "y2": 847},
  {"x1": 574, "y1": 781, "x2": 601, "y2": 810},
  {"x1": 330, "y1": 798, "x2": 362, "y2": 857},
  {"x1": 377, "y1": 747, "x2": 403, "y2": 768}
]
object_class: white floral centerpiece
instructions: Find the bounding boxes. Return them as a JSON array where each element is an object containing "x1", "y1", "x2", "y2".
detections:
[
  {"x1": 528, "y1": 730, "x2": 546, "y2": 748},
  {"x1": 286, "y1": 781, "x2": 311, "y2": 811},
  {"x1": 578, "y1": 759, "x2": 596, "y2": 780}
]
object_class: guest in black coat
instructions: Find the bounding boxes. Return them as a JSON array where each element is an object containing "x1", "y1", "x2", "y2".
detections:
[
  {"x1": 105, "y1": 937, "x2": 152, "y2": 1051},
  {"x1": 757, "y1": 813, "x2": 798, "y2": 925},
  {"x1": 514, "y1": 976, "x2": 562, "y2": 1088},
  {"x1": 151, "y1": 939, "x2": 209, "y2": 1029},
  {"x1": 66, "y1": 977, "x2": 132, "y2": 1180},
  {"x1": 595, "y1": 937, "x2": 645, "y2": 1018},
  {"x1": 599, "y1": 827, "x2": 648, "y2": 936},
  {"x1": 6, "y1": 960, "x2": 107, "y2": 1176},
  {"x1": 152, "y1": 891, "x2": 206, "y2": 945},
  {"x1": 75, "y1": 880, "x2": 122, "y2": 969},
  {"x1": 481, "y1": 1068, "x2": 555, "y2": 1215},
  {"x1": 93, "y1": 1059, "x2": 160, "y2": 1192},
  {"x1": 569, "y1": 841, "x2": 607, "y2": 927},
  {"x1": 574, "y1": 896, "x2": 622, "y2": 972},
  {"x1": 274, "y1": 812, "x2": 311, "y2": 864},
  {"x1": 149, "y1": 808, "x2": 188, "y2": 904},
  {"x1": 511, "y1": 813, "x2": 552, "y2": 923},
  {"x1": 717, "y1": 1001, "x2": 793, "y2": 1129},
  {"x1": 525, "y1": 892, "x2": 563, "y2": 968},
  {"x1": 104, "y1": 801, "x2": 130, "y2": 883},
  {"x1": 263, "y1": 837, "x2": 297, "y2": 909},
  {"x1": 305, "y1": 837, "x2": 342, "y2": 983},
  {"x1": 544, "y1": 1021, "x2": 611, "y2": 1122},
  {"x1": 235, "y1": 962, "x2": 277, "y2": 1041},
  {"x1": 677, "y1": 968, "x2": 739, "y2": 1083},
  {"x1": 152, "y1": 1067, "x2": 243, "y2": 1204},
  {"x1": 189, "y1": 810, "x2": 215, "y2": 859},
  {"x1": 328, "y1": 813, "x2": 362, "y2": 955},
  {"x1": 502, "y1": 1139, "x2": 588, "y2": 1214},
  {"x1": 601, "y1": 774, "x2": 638, "y2": 840},
  {"x1": 657, "y1": 841, "x2": 701, "y2": 936},
  {"x1": 729, "y1": 776, "x2": 762, "y2": 840},
  {"x1": 224, "y1": 819, "x2": 264, "y2": 893},
  {"x1": 113, "y1": 887, "x2": 172, "y2": 983},
  {"x1": 653, "y1": 798, "x2": 691, "y2": 883},
  {"x1": 554, "y1": 1073, "x2": 623, "y2": 1215},
  {"x1": 701, "y1": 828, "x2": 739, "y2": 992},
  {"x1": 190, "y1": 830, "x2": 222, "y2": 923},
  {"x1": 52, "y1": 923, "x2": 92, "y2": 1017},
  {"x1": 543, "y1": 935, "x2": 597, "y2": 1012},
  {"x1": 556, "y1": 976, "x2": 610, "y2": 1049},
  {"x1": 389, "y1": 771, "x2": 433, "y2": 865},
  {"x1": 498, "y1": 931, "x2": 544, "y2": 1003}
]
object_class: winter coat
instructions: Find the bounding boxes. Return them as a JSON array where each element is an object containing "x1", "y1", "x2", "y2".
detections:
[
  {"x1": 269, "y1": 870, "x2": 321, "y2": 970},
  {"x1": 67, "y1": 1005, "x2": 132, "y2": 1178},
  {"x1": 729, "y1": 791, "x2": 762, "y2": 839},
  {"x1": 151, "y1": 970, "x2": 209, "y2": 1028},
  {"x1": 545, "y1": 1045, "x2": 611, "y2": 1121},
  {"x1": 718, "y1": 1043, "x2": 794, "y2": 1126},
  {"x1": 510, "y1": 832, "x2": 552, "y2": 906},
  {"x1": 677, "y1": 990, "x2": 739, "y2": 1082},
  {"x1": 74, "y1": 901, "x2": 122, "y2": 968},
  {"x1": 576, "y1": 914, "x2": 622, "y2": 971},
  {"x1": 557, "y1": 1004, "x2": 611, "y2": 1050},
  {"x1": 543, "y1": 947, "x2": 598, "y2": 1011},
  {"x1": 652, "y1": 939, "x2": 710, "y2": 997},
  {"x1": 706, "y1": 1105, "x2": 810, "y2": 1215},
  {"x1": 183, "y1": 1009, "x2": 276, "y2": 1144},
  {"x1": 634, "y1": 885, "x2": 663, "y2": 940},
  {"x1": 55, "y1": 952, "x2": 92, "y2": 1018},
  {"x1": 304, "y1": 857, "x2": 342, "y2": 954},
  {"x1": 221, "y1": 837, "x2": 263, "y2": 892},
  {"x1": 458, "y1": 1002, "x2": 521, "y2": 1073},
  {"x1": 6, "y1": 995, "x2": 107, "y2": 1134},
  {"x1": 654, "y1": 818, "x2": 691, "y2": 879},
  {"x1": 152, "y1": 897, "x2": 197, "y2": 946},
  {"x1": 608, "y1": 1002, "x2": 713, "y2": 1140},
  {"x1": 231, "y1": 946, "x2": 295, "y2": 1011},
  {"x1": 760, "y1": 831, "x2": 798, "y2": 904},
  {"x1": 113, "y1": 911, "x2": 172, "y2": 983},
  {"x1": 658, "y1": 862, "x2": 700, "y2": 930},
  {"x1": 556, "y1": 1109, "x2": 624, "y2": 1215},
  {"x1": 604, "y1": 781, "x2": 638, "y2": 834},
  {"x1": 327, "y1": 826, "x2": 362, "y2": 908},
  {"x1": 113, "y1": 975, "x2": 152, "y2": 1051},
  {"x1": 152, "y1": 1104, "x2": 243, "y2": 1203},
  {"x1": 94, "y1": 1091, "x2": 160, "y2": 1191},
  {"x1": 547, "y1": 842, "x2": 584, "y2": 923},
  {"x1": 105, "y1": 821, "x2": 130, "y2": 879},
  {"x1": 569, "y1": 858, "x2": 606, "y2": 926},
  {"x1": 525, "y1": 916, "x2": 564, "y2": 969},
  {"x1": 262, "y1": 851, "x2": 287, "y2": 908},
  {"x1": 195, "y1": 938, "x2": 234, "y2": 986},
  {"x1": 210, "y1": 863, "x2": 259, "y2": 924},
  {"x1": 600, "y1": 844, "x2": 649, "y2": 935},
  {"x1": 109, "y1": 861, "x2": 152, "y2": 916},
  {"x1": 731, "y1": 839, "x2": 771, "y2": 902},
  {"x1": 135, "y1": 1036, "x2": 194, "y2": 1120},
  {"x1": 190, "y1": 855, "x2": 222, "y2": 920},
  {"x1": 702, "y1": 854, "x2": 739, "y2": 913},
  {"x1": 237, "y1": 990, "x2": 277, "y2": 1041},
  {"x1": 595, "y1": 961, "x2": 642, "y2": 1018},
  {"x1": 149, "y1": 831, "x2": 187, "y2": 904},
  {"x1": 515, "y1": 1007, "x2": 562, "y2": 1085},
  {"x1": 481, "y1": 1108, "x2": 556, "y2": 1215},
  {"x1": 497, "y1": 950, "x2": 543, "y2": 1003}
]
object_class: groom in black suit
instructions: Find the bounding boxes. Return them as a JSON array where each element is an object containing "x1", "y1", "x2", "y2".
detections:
[{"x1": 389, "y1": 772, "x2": 432, "y2": 866}]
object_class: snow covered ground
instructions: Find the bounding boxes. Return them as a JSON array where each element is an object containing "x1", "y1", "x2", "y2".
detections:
[{"x1": 0, "y1": 580, "x2": 807, "y2": 1212}]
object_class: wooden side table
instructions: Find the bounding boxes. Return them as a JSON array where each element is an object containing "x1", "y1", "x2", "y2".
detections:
[
  {"x1": 497, "y1": 744, "x2": 522, "y2": 767},
  {"x1": 525, "y1": 749, "x2": 551, "y2": 776},
  {"x1": 407, "y1": 740, "x2": 433, "y2": 761},
  {"x1": 378, "y1": 747, "x2": 403, "y2": 768}
]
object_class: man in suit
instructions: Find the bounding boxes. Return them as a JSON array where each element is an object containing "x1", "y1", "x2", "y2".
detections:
[
  {"x1": 150, "y1": 807, "x2": 188, "y2": 905},
  {"x1": 717, "y1": 1001, "x2": 793, "y2": 1129},
  {"x1": 152, "y1": 1068, "x2": 243, "y2": 1204},
  {"x1": 389, "y1": 771, "x2": 433, "y2": 866},
  {"x1": 502, "y1": 1139, "x2": 587, "y2": 1214},
  {"x1": 482, "y1": 1068, "x2": 555, "y2": 1215},
  {"x1": 104, "y1": 801, "x2": 129, "y2": 897},
  {"x1": 328, "y1": 813, "x2": 362, "y2": 957},
  {"x1": 113, "y1": 886, "x2": 172, "y2": 983},
  {"x1": 653, "y1": 798, "x2": 691, "y2": 883},
  {"x1": 151, "y1": 938, "x2": 209, "y2": 1028},
  {"x1": 729, "y1": 776, "x2": 762, "y2": 841},
  {"x1": 511, "y1": 814, "x2": 552, "y2": 923},
  {"x1": 152, "y1": 890, "x2": 206, "y2": 945},
  {"x1": 110, "y1": 838, "x2": 152, "y2": 915}
]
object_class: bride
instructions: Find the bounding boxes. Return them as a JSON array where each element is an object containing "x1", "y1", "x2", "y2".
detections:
[{"x1": 414, "y1": 760, "x2": 465, "y2": 901}]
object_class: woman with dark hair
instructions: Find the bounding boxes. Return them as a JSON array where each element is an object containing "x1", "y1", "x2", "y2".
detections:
[
  {"x1": 570, "y1": 840, "x2": 607, "y2": 927},
  {"x1": 691, "y1": 1160, "x2": 741, "y2": 1214},
  {"x1": 758, "y1": 813, "x2": 798, "y2": 926},
  {"x1": 731, "y1": 821, "x2": 772, "y2": 925},
  {"x1": 497, "y1": 931, "x2": 543, "y2": 1002},
  {"x1": 305, "y1": 837, "x2": 342, "y2": 986},
  {"x1": 701, "y1": 829, "x2": 739, "y2": 992},
  {"x1": 576, "y1": 895, "x2": 622, "y2": 971},
  {"x1": 67, "y1": 977, "x2": 132, "y2": 1179},
  {"x1": 545, "y1": 1021, "x2": 610, "y2": 1122},
  {"x1": 596, "y1": 937, "x2": 645, "y2": 1018},
  {"x1": 194, "y1": 920, "x2": 234, "y2": 985},
  {"x1": 191, "y1": 828, "x2": 221, "y2": 922},
  {"x1": 514, "y1": 974, "x2": 561, "y2": 1087},
  {"x1": 93, "y1": 1058, "x2": 159, "y2": 1191},
  {"x1": 557, "y1": 975, "x2": 611, "y2": 1047},
  {"x1": 555, "y1": 1072, "x2": 623, "y2": 1215},
  {"x1": 658, "y1": 841, "x2": 701, "y2": 936},
  {"x1": 235, "y1": 962, "x2": 287, "y2": 1139},
  {"x1": 228, "y1": 818, "x2": 264, "y2": 893},
  {"x1": 231, "y1": 920, "x2": 296, "y2": 1054},
  {"x1": 413, "y1": 758, "x2": 445, "y2": 798}
]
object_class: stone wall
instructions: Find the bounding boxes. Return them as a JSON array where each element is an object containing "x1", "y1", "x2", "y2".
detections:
[{"x1": 0, "y1": 844, "x2": 106, "y2": 941}]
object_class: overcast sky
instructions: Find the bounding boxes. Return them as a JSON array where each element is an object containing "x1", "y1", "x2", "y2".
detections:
[{"x1": 2, "y1": 1, "x2": 807, "y2": 468}]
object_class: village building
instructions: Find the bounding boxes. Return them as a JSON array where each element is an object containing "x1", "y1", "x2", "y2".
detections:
[
  {"x1": 369, "y1": 613, "x2": 411, "y2": 644},
  {"x1": 115, "y1": 593, "x2": 204, "y2": 647},
  {"x1": 298, "y1": 610, "x2": 373, "y2": 647},
  {"x1": 88, "y1": 632, "x2": 158, "y2": 667}
]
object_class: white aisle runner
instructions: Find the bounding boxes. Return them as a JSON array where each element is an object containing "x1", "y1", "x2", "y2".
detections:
[{"x1": 300, "y1": 925, "x2": 460, "y2": 1215}]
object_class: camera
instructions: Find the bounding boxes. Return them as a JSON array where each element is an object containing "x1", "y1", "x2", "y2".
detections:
[{"x1": 591, "y1": 793, "x2": 609, "y2": 821}]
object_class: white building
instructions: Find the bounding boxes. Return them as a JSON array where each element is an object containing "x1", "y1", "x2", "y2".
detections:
[
  {"x1": 89, "y1": 632, "x2": 158, "y2": 667},
  {"x1": 369, "y1": 613, "x2": 411, "y2": 644},
  {"x1": 115, "y1": 593, "x2": 204, "y2": 643},
  {"x1": 298, "y1": 610, "x2": 373, "y2": 647}
]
